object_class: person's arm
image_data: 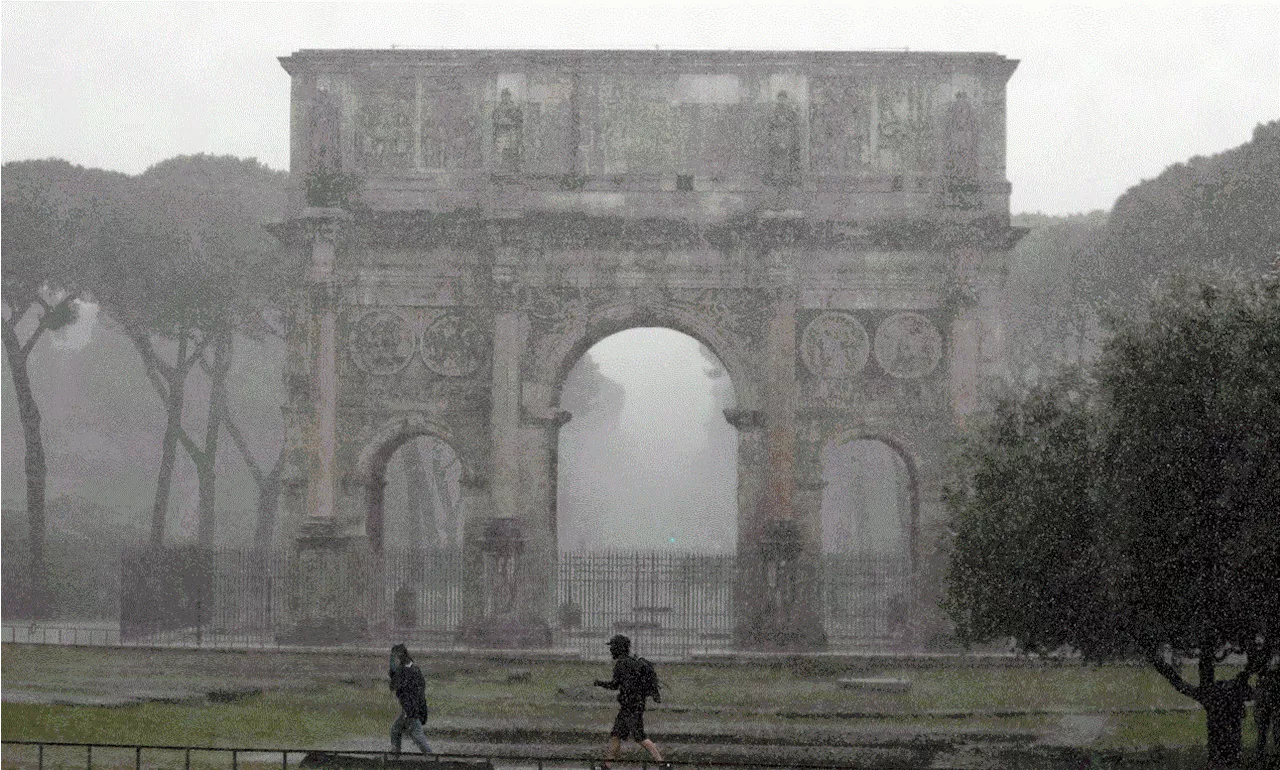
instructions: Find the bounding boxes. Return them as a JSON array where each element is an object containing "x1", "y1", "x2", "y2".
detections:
[{"x1": 594, "y1": 660, "x2": 623, "y2": 689}]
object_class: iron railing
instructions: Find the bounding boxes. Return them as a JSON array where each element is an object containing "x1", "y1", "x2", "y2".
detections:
[
  {"x1": 0, "y1": 740, "x2": 963, "y2": 770},
  {"x1": 2, "y1": 544, "x2": 909, "y2": 658}
]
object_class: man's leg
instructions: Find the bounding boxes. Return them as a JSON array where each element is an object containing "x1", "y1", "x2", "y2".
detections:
[
  {"x1": 405, "y1": 717, "x2": 432, "y2": 754},
  {"x1": 389, "y1": 713, "x2": 407, "y2": 755},
  {"x1": 598, "y1": 735, "x2": 622, "y2": 769},
  {"x1": 639, "y1": 738, "x2": 664, "y2": 762}
]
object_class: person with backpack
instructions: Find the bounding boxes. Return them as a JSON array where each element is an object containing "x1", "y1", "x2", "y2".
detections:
[
  {"x1": 593, "y1": 634, "x2": 667, "y2": 769},
  {"x1": 388, "y1": 644, "x2": 432, "y2": 756}
]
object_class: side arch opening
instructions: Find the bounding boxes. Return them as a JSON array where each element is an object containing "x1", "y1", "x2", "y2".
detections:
[
  {"x1": 362, "y1": 429, "x2": 464, "y2": 635},
  {"x1": 820, "y1": 438, "x2": 916, "y2": 648}
]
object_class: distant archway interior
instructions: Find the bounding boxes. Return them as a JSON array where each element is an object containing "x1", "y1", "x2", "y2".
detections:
[
  {"x1": 556, "y1": 328, "x2": 738, "y2": 554},
  {"x1": 380, "y1": 435, "x2": 464, "y2": 553},
  {"x1": 820, "y1": 439, "x2": 913, "y2": 645}
]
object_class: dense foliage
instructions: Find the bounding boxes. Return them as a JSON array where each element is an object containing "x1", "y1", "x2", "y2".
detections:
[
  {"x1": 1087, "y1": 120, "x2": 1280, "y2": 311},
  {"x1": 946, "y1": 273, "x2": 1280, "y2": 767}
]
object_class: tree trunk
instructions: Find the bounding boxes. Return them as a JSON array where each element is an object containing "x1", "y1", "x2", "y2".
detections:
[
  {"x1": 2, "y1": 317, "x2": 48, "y2": 618},
  {"x1": 1201, "y1": 683, "x2": 1247, "y2": 770},
  {"x1": 140, "y1": 333, "x2": 191, "y2": 548},
  {"x1": 251, "y1": 443, "x2": 285, "y2": 553},
  {"x1": 195, "y1": 328, "x2": 232, "y2": 548}
]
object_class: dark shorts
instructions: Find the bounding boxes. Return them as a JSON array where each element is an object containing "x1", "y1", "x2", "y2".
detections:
[{"x1": 610, "y1": 707, "x2": 647, "y2": 741}]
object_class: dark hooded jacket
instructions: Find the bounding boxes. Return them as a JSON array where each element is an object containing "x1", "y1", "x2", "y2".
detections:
[{"x1": 390, "y1": 660, "x2": 428, "y2": 722}]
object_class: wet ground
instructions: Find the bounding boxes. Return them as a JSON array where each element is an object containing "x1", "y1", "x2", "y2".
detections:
[{"x1": 1, "y1": 643, "x2": 1207, "y2": 769}]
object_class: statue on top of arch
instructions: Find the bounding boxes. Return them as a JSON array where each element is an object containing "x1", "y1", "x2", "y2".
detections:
[
  {"x1": 940, "y1": 90, "x2": 981, "y2": 209},
  {"x1": 764, "y1": 90, "x2": 802, "y2": 188}
]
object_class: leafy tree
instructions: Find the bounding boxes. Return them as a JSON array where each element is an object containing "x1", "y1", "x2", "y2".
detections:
[
  {"x1": 93, "y1": 155, "x2": 290, "y2": 547},
  {"x1": 945, "y1": 272, "x2": 1280, "y2": 769},
  {"x1": 1003, "y1": 211, "x2": 1108, "y2": 386},
  {"x1": 1, "y1": 159, "x2": 124, "y2": 615},
  {"x1": 1086, "y1": 120, "x2": 1280, "y2": 313}
]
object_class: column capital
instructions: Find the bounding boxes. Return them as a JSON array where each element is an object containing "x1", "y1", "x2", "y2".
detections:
[
  {"x1": 724, "y1": 407, "x2": 765, "y2": 431},
  {"x1": 522, "y1": 409, "x2": 572, "y2": 429}
]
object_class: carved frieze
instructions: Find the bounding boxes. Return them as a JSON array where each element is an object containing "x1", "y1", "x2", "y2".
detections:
[
  {"x1": 668, "y1": 287, "x2": 764, "y2": 350},
  {"x1": 422, "y1": 310, "x2": 489, "y2": 377},
  {"x1": 309, "y1": 86, "x2": 343, "y2": 174},
  {"x1": 349, "y1": 309, "x2": 416, "y2": 375},
  {"x1": 800, "y1": 312, "x2": 870, "y2": 379},
  {"x1": 356, "y1": 78, "x2": 415, "y2": 172},
  {"x1": 873, "y1": 312, "x2": 943, "y2": 379}
]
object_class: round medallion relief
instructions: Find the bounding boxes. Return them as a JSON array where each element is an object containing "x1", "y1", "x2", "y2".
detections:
[
  {"x1": 422, "y1": 311, "x2": 488, "y2": 377},
  {"x1": 800, "y1": 312, "x2": 871, "y2": 378},
  {"x1": 873, "y1": 312, "x2": 944, "y2": 379},
  {"x1": 349, "y1": 310, "x2": 416, "y2": 375}
]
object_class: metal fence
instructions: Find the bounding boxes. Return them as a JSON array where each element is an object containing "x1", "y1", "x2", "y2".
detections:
[
  {"x1": 0, "y1": 740, "x2": 910, "y2": 770},
  {"x1": 2, "y1": 542, "x2": 908, "y2": 657},
  {"x1": 822, "y1": 552, "x2": 910, "y2": 649},
  {"x1": 554, "y1": 550, "x2": 736, "y2": 659}
]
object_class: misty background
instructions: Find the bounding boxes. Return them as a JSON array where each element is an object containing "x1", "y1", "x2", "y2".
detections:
[{"x1": 3, "y1": 4, "x2": 1278, "y2": 563}]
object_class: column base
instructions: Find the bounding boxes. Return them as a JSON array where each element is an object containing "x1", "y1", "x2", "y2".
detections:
[{"x1": 278, "y1": 522, "x2": 373, "y2": 646}]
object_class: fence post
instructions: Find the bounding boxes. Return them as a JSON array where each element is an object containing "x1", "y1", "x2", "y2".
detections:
[
  {"x1": 135, "y1": 745, "x2": 142, "y2": 770},
  {"x1": 37, "y1": 743, "x2": 43, "y2": 770},
  {"x1": 86, "y1": 744, "x2": 92, "y2": 770}
]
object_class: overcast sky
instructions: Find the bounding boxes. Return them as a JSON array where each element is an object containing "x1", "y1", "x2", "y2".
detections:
[{"x1": 2, "y1": 2, "x2": 1278, "y2": 215}]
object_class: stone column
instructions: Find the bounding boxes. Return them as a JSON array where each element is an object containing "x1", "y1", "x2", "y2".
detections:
[
  {"x1": 737, "y1": 263, "x2": 826, "y2": 650},
  {"x1": 282, "y1": 208, "x2": 372, "y2": 645},
  {"x1": 490, "y1": 303, "x2": 522, "y2": 522},
  {"x1": 516, "y1": 409, "x2": 571, "y2": 643},
  {"x1": 790, "y1": 457, "x2": 829, "y2": 650},
  {"x1": 308, "y1": 213, "x2": 343, "y2": 525},
  {"x1": 726, "y1": 407, "x2": 767, "y2": 649},
  {"x1": 762, "y1": 272, "x2": 798, "y2": 530},
  {"x1": 459, "y1": 257, "x2": 551, "y2": 647}
]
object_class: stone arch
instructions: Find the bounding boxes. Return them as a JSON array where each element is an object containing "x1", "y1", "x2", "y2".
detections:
[
  {"x1": 817, "y1": 431, "x2": 920, "y2": 647},
  {"x1": 351, "y1": 412, "x2": 473, "y2": 553},
  {"x1": 529, "y1": 300, "x2": 755, "y2": 416},
  {"x1": 821, "y1": 431, "x2": 921, "y2": 569}
]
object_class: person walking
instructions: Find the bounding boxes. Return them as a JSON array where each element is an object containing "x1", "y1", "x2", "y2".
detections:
[
  {"x1": 593, "y1": 634, "x2": 666, "y2": 769},
  {"x1": 388, "y1": 644, "x2": 432, "y2": 756}
]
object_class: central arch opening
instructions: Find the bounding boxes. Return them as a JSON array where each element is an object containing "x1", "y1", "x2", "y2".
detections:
[
  {"x1": 553, "y1": 327, "x2": 739, "y2": 655},
  {"x1": 556, "y1": 328, "x2": 738, "y2": 552}
]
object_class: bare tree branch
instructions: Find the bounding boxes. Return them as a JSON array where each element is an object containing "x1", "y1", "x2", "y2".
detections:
[
  {"x1": 222, "y1": 405, "x2": 265, "y2": 487},
  {"x1": 1147, "y1": 646, "x2": 1200, "y2": 701}
]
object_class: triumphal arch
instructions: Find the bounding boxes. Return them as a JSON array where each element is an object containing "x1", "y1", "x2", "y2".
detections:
[{"x1": 272, "y1": 49, "x2": 1021, "y2": 650}]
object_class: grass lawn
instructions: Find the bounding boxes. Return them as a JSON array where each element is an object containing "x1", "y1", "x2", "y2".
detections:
[{"x1": 1, "y1": 643, "x2": 1250, "y2": 766}]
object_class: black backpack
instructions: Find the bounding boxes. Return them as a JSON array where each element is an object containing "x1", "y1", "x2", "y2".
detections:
[{"x1": 632, "y1": 656, "x2": 661, "y2": 702}]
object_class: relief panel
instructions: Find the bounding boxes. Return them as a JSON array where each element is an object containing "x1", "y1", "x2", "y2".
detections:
[
  {"x1": 354, "y1": 75, "x2": 416, "y2": 173},
  {"x1": 422, "y1": 75, "x2": 483, "y2": 170}
]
